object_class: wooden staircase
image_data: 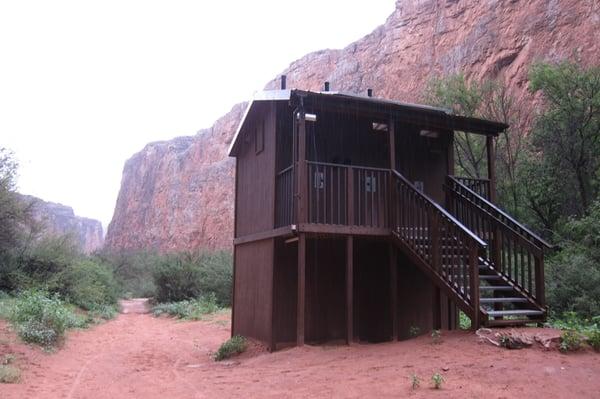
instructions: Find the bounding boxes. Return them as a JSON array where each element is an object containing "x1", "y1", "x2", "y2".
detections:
[{"x1": 388, "y1": 170, "x2": 551, "y2": 329}]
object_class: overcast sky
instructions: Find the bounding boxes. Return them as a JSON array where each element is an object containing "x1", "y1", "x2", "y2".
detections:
[{"x1": 0, "y1": 1, "x2": 395, "y2": 229}]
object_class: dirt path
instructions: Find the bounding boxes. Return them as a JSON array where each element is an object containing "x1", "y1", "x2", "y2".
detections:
[{"x1": 2, "y1": 302, "x2": 600, "y2": 398}]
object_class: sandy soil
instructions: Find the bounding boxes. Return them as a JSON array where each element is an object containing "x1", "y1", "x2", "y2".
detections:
[{"x1": 1, "y1": 301, "x2": 600, "y2": 399}]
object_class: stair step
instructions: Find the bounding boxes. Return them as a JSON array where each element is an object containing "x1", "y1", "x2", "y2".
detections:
[
  {"x1": 486, "y1": 309, "x2": 544, "y2": 317},
  {"x1": 480, "y1": 297, "x2": 528, "y2": 304},
  {"x1": 479, "y1": 275, "x2": 502, "y2": 280},
  {"x1": 479, "y1": 286, "x2": 514, "y2": 291}
]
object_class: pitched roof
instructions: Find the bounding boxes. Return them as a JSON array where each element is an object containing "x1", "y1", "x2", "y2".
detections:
[{"x1": 228, "y1": 89, "x2": 508, "y2": 156}]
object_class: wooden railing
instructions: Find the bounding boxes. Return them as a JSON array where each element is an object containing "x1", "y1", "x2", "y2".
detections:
[
  {"x1": 306, "y1": 162, "x2": 390, "y2": 228},
  {"x1": 275, "y1": 165, "x2": 294, "y2": 227},
  {"x1": 391, "y1": 170, "x2": 487, "y2": 324},
  {"x1": 453, "y1": 176, "x2": 491, "y2": 200},
  {"x1": 445, "y1": 176, "x2": 550, "y2": 305}
]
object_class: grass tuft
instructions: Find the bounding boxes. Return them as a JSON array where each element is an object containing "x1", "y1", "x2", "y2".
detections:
[
  {"x1": 214, "y1": 335, "x2": 247, "y2": 361},
  {"x1": 152, "y1": 293, "x2": 220, "y2": 320}
]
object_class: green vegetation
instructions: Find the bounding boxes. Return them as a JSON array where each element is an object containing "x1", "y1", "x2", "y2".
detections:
[
  {"x1": 431, "y1": 329, "x2": 442, "y2": 344},
  {"x1": 408, "y1": 326, "x2": 421, "y2": 337},
  {"x1": 214, "y1": 335, "x2": 247, "y2": 361},
  {"x1": 7, "y1": 289, "x2": 89, "y2": 347},
  {"x1": 410, "y1": 374, "x2": 421, "y2": 389},
  {"x1": 459, "y1": 311, "x2": 471, "y2": 330},
  {"x1": 152, "y1": 294, "x2": 220, "y2": 320},
  {"x1": 152, "y1": 251, "x2": 232, "y2": 305},
  {"x1": 0, "y1": 354, "x2": 20, "y2": 383},
  {"x1": 426, "y1": 61, "x2": 600, "y2": 329},
  {"x1": 431, "y1": 372, "x2": 444, "y2": 389},
  {"x1": 559, "y1": 330, "x2": 583, "y2": 353}
]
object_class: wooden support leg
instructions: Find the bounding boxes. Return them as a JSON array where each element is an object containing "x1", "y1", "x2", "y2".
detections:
[
  {"x1": 389, "y1": 245, "x2": 398, "y2": 341},
  {"x1": 297, "y1": 234, "x2": 306, "y2": 346},
  {"x1": 433, "y1": 287, "x2": 442, "y2": 330},
  {"x1": 346, "y1": 236, "x2": 354, "y2": 345}
]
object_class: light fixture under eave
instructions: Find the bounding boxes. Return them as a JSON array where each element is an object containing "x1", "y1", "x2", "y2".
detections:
[
  {"x1": 297, "y1": 113, "x2": 317, "y2": 122},
  {"x1": 372, "y1": 122, "x2": 388, "y2": 132},
  {"x1": 420, "y1": 129, "x2": 440, "y2": 138}
]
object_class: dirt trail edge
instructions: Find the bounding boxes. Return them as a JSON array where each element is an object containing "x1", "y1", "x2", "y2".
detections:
[{"x1": 2, "y1": 310, "x2": 600, "y2": 398}]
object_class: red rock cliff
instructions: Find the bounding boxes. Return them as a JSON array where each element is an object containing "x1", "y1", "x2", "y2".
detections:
[{"x1": 105, "y1": 0, "x2": 599, "y2": 252}]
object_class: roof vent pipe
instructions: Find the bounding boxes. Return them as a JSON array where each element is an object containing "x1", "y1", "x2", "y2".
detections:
[
  {"x1": 367, "y1": 88, "x2": 373, "y2": 97},
  {"x1": 281, "y1": 75, "x2": 287, "y2": 90},
  {"x1": 324, "y1": 81, "x2": 330, "y2": 92}
]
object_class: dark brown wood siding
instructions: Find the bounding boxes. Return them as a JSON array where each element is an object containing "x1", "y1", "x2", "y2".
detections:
[
  {"x1": 235, "y1": 102, "x2": 277, "y2": 237},
  {"x1": 232, "y1": 239, "x2": 274, "y2": 345},
  {"x1": 395, "y1": 124, "x2": 451, "y2": 203},
  {"x1": 273, "y1": 238, "x2": 298, "y2": 345},
  {"x1": 354, "y1": 239, "x2": 392, "y2": 342},
  {"x1": 305, "y1": 237, "x2": 347, "y2": 343}
]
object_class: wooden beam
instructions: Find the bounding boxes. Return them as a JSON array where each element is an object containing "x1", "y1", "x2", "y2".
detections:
[
  {"x1": 233, "y1": 226, "x2": 294, "y2": 245},
  {"x1": 389, "y1": 245, "x2": 398, "y2": 341},
  {"x1": 297, "y1": 111, "x2": 308, "y2": 223},
  {"x1": 389, "y1": 117, "x2": 396, "y2": 170},
  {"x1": 346, "y1": 236, "x2": 354, "y2": 344},
  {"x1": 297, "y1": 233, "x2": 306, "y2": 346},
  {"x1": 297, "y1": 223, "x2": 389, "y2": 237},
  {"x1": 486, "y1": 135, "x2": 496, "y2": 203}
]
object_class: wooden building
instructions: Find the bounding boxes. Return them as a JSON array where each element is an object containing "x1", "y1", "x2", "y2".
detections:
[{"x1": 228, "y1": 80, "x2": 552, "y2": 351}]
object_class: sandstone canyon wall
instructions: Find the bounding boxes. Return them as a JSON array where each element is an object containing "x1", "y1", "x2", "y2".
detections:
[
  {"x1": 105, "y1": 0, "x2": 600, "y2": 252},
  {"x1": 20, "y1": 194, "x2": 104, "y2": 254}
]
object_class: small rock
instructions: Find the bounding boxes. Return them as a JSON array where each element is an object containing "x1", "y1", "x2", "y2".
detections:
[{"x1": 442, "y1": 366, "x2": 450, "y2": 371}]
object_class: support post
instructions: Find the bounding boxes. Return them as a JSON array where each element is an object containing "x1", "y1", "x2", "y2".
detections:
[
  {"x1": 433, "y1": 287, "x2": 442, "y2": 330},
  {"x1": 297, "y1": 110, "x2": 308, "y2": 223},
  {"x1": 535, "y1": 252, "x2": 545, "y2": 308},
  {"x1": 346, "y1": 236, "x2": 354, "y2": 344},
  {"x1": 469, "y1": 244, "x2": 480, "y2": 330},
  {"x1": 486, "y1": 135, "x2": 496, "y2": 203},
  {"x1": 297, "y1": 234, "x2": 306, "y2": 346},
  {"x1": 389, "y1": 118, "x2": 396, "y2": 171},
  {"x1": 389, "y1": 245, "x2": 398, "y2": 341}
]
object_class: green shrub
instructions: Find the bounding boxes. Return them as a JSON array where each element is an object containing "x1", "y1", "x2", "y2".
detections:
[
  {"x1": 59, "y1": 259, "x2": 119, "y2": 311},
  {"x1": 410, "y1": 374, "x2": 421, "y2": 390},
  {"x1": 431, "y1": 372, "x2": 444, "y2": 389},
  {"x1": 96, "y1": 250, "x2": 159, "y2": 298},
  {"x1": 9, "y1": 289, "x2": 87, "y2": 347},
  {"x1": 152, "y1": 294, "x2": 220, "y2": 320},
  {"x1": 586, "y1": 330, "x2": 600, "y2": 351},
  {"x1": 153, "y1": 251, "x2": 232, "y2": 305},
  {"x1": 559, "y1": 330, "x2": 583, "y2": 353},
  {"x1": 459, "y1": 311, "x2": 471, "y2": 330},
  {"x1": 214, "y1": 335, "x2": 247, "y2": 361}
]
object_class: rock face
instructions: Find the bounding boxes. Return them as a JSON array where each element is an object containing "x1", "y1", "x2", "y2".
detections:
[
  {"x1": 105, "y1": 0, "x2": 600, "y2": 252},
  {"x1": 20, "y1": 194, "x2": 104, "y2": 254}
]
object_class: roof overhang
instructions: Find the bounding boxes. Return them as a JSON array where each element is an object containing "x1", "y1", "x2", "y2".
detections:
[{"x1": 228, "y1": 89, "x2": 508, "y2": 157}]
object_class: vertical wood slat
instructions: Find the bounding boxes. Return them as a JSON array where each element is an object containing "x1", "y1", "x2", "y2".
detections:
[
  {"x1": 346, "y1": 236, "x2": 354, "y2": 344},
  {"x1": 347, "y1": 167, "x2": 354, "y2": 225},
  {"x1": 297, "y1": 233, "x2": 306, "y2": 346},
  {"x1": 469, "y1": 244, "x2": 480, "y2": 329},
  {"x1": 389, "y1": 245, "x2": 398, "y2": 341}
]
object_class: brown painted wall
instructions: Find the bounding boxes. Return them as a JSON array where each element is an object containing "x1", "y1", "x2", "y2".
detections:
[
  {"x1": 305, "y1": 237, "x2": 347, "y2": 343},
  {"x1": 395, "y1": 124, "x2": 451, "y2": 203},
  {"x1": 233, "y1": 239, "x2": 274, "y2": 345},
  {"x1": 273, "y1": 238, "x2": 298, "y2": 345},
  {"x1": 235, "y1": 103, "x2": 277, "y2": 237}
]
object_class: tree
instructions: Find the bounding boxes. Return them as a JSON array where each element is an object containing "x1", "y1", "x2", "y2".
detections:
[
  {"x1": 528, "y1": 61, "x2": 600, "y2": 216},
  {"x1": 0, "y1": 148, "x2": 26, "y2": 252},
  {"x1": 424, "y1": 74, "x2": 531, "y2": 215}
]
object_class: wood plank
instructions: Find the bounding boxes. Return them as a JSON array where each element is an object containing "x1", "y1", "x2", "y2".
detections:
[
  {"x1": 297, "y1": 111, "x2": 308, "y2": 223},
  {"x1": 297, "y1": 233, "x2": 306, "y2": 346},
  {"x1": 346, "y1": 236, "x2": 354, "y2": 344},
  {"x1": 486, "y1": 135, "x2": 496, "y2": 203},
  {"x1": 389, "y1": 245, "x2": 398, "y2": 340},
  {"x1": 233, "y1": 226, "x2": 294, "y2": 245},
  {"x1": 298, "y1": 223, "x2": 389, "y2": 237}
]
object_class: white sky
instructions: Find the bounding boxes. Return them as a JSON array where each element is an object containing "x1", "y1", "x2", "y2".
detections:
[{"x1": 0, "y1": 1, "x2": 395, "y2": 230}]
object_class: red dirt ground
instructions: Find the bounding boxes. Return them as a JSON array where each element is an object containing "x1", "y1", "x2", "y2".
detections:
[{"x1": 1, "y1": 300, "x2": 600, "y2": 399}]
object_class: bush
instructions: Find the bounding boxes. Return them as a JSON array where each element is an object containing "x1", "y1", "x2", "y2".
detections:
[
  {"x1": 559, "y1": 330, "x2": 583, "y2": 353},
  {"x1": 96, "y1": 250, "x2": 159, "y2": 298},
  {"x1": 59, "y1": 259, "x2": 119, "y2": 311},
  {"x1": 587, "y1": 330, "x2": 600, "y2": 352},
  {"x1": 8, "y1": 289, "x2": 87, "y2": 347},
  {"x1": 153, "y1": 251, "x2": 232, "y2": 305},
  {"x1": 152, "y1": 294, "x2": 220, "y2": 320},
  {"x1": 214, "y1": 335, "x2": 247, "y2": 361}
]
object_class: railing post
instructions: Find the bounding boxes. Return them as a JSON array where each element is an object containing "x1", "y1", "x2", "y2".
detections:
[
  {"x1": 297, "y1": 111, "x2": 308, "y2": 224},
  {"x1": 535, "y1": 252, "x2": 545, "y2": 307},
  {"x1": 347, "y1": 167, "x2": 354, "y2": 226},
  {"x1": 469, "y1": 244, "x2": 480, "y2": 330},
  {"x1": 431, "y1": 213, "x2": 441, "y2": 274}
]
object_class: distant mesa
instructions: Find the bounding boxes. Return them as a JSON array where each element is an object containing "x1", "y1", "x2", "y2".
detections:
[{"x1": 18, "y1": 194, "x2": 104, "y2": 254}]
